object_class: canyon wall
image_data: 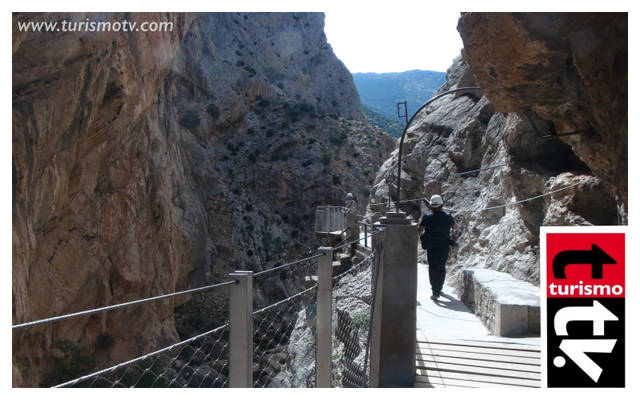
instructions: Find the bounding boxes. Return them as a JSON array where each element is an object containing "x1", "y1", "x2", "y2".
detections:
[
  {"x1": 12, "y1": 12, "x2": 395, "y2": 387},
  {"x1": 367, "y1": 13, "x2": 626, "y2": 290}
]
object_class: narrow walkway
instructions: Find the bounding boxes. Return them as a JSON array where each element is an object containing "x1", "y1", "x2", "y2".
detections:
[{"x1": 415, "y1": 263, "x2": 541, "y2": 388}]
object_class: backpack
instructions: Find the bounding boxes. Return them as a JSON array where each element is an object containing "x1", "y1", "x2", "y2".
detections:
[{"x1": 420, "y1": 211, "x2": 452, "y2": 249}]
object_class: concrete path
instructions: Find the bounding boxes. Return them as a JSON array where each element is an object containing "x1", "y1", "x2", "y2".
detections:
[{"x1": 416, "y1": 263, "x2": 541, "y2": 346}]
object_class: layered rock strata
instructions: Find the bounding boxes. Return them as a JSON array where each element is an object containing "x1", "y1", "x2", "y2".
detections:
[
  {"x1": 12, "y1": 12, "x2": 394, "y2": 387},
  {"x1": 457, "y1": 12, "x2": 628, "y2": 221}
]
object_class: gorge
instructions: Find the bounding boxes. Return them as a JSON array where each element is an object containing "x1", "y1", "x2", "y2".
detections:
[{"x1": 12, "y1": 12, "x2": 627, "y2": 387}]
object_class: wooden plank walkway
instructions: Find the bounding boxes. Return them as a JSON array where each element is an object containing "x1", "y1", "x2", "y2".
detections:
[{"x1": 414, "y1": 338, "x2": 541, "y2": 388}]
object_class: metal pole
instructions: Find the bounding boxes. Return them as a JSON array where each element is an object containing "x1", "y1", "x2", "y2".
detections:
[
  {"x1": 229, "y1": 271, "x2": 253, "y2": 388},
  {"x1": 522, "y1": 110, "x2": 581, "y2": 139},
  {"x1": 316, "y1": 247, "x2": 333, "y2": 387},
  {"x1": 364, "y1": 223, "x2": 368, "y2": 248},
  {"x1": 369, "y1": 230, "x2": 385, "y2": 388},
  {"x1": 325, "y1": 206, "x2": 331, "y2": 234}
]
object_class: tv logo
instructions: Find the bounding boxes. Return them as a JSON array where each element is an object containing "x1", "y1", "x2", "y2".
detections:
[{"x1": 544, "y1": 231, "x2": 625, "y2": 388}]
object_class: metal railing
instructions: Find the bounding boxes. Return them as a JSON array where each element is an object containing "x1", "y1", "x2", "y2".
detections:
[
  {"x1": 15, "y1": 202, "x2": 388, "y2": 388},
  {"x1": 252, "y1": 285, "x2": 318, "y2": 387},
  {"x1": 53, "y1": 301, "x2": 232, "y2": 388},
  {"x1": 330, "y1": 250, "x2": 378, "y2": 387},
  {"x1": 19, "y1": 234, "x2": 383, "y2": 388},
  {"x1": 315, "y1": 206, "x2": 348, "y2": 235}
]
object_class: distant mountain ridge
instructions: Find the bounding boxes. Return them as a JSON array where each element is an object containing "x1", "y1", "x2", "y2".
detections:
[{"x1": 352, "y1": 69, "x2": 446, "y2": 136}]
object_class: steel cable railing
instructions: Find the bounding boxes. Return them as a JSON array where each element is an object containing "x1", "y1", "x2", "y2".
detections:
[
  {"x1": 396, "y1": 180, "x2": 585, "y2": 214},
  {"x1": 29, "y1": 204, "x2": 383, "y2": 389},
  {"x1": 38, "y1": 249, "x2": 324, "y2": 388},
  {"x1": 53, "y1": 250, "x2": 328, "y2": 388},
  {"x1": 253, "y1": 253, "x2": 322, "y2": 279},
  {"x1": 55, "y1": 309, "x2": 232, "y2": 388},
  {"x1": 13, "y1": 280, "x2": 236, "y2": 331},
  {"x1": 333, "y1": 230, "x2": 382, "y2": 253}
]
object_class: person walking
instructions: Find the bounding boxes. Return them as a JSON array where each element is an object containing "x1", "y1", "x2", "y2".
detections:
[
  {"x1": 418, "y1": 194, "x2": 457, "y2": 300},
  {"x1": 344, "y1": 193, "x2": 356, "y2": 211}
]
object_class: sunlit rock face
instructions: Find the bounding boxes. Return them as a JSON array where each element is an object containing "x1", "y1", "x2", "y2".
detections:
[
  {"x1": 457, "y1": 12, "x2": 627, "y2": 220},
  {"x1": 12, "y1": 12, "x2": 394, "y2": 387},
  {"x1": 367, "y1": 12, "x2": 625, "y2": 293}
]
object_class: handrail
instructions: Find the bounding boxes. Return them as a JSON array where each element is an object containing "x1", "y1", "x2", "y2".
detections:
[
  {"x1": 14, "y1": 254, "x2": 324, "y2": 330},
  {"x1": 395, "y1": 87, "x2": 483, "y2": 210},
  {"x1": 12, "y1": 279, "x2": 236, "y2": 331},
  {"x1": 332, "y1": 228, "x2": 383, "y2": 252},
  {"x1": 522, "y1": 110, "x2": 581, "y2": 139}
]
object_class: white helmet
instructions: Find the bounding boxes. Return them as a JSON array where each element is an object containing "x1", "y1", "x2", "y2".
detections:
[
  {"x1": 347, "y1": 193, "x2": 353, "y2": 199},
  {"x1": 429, "y1": 194, "x2": 444, "y2": 208}
]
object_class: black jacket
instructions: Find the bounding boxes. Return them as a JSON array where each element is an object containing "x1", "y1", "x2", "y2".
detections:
[{"x1": 419, "y1": 210, "x2": 455, "y2": 248}]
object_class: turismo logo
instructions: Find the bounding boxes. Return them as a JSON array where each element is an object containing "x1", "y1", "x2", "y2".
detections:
[{"x1": 545, "y1": 232, "x2": 625, "y2": 387}]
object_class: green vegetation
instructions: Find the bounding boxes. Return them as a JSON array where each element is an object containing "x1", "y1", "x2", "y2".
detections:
[
  {"x1": 333, "y1": 174, "x2": 341, "y2": 185},
  {"x1": 362, "y1": 105, "x2": 404, "y2": 138},
  {"x1": 180, "y1": 109, "x2": 200, "y2": 129},
  {"x1": 207, "y1": 104, "x2": 221, "y2": 122},
  {"x1": 42, "y1": 340, "x2": 96, "y2": 387},
  {"x1": 248, "y1": 149, "x2": 259, "y2": 163},
  {"x1": 321, "y1": 153, "x2": 331, "y2": 166},
  {"x1": 352, "y1": 70, "x2": 446, "y2": 137},
  {"x1": 350, "y1": 309, "x2": 370, "y2": 329}
]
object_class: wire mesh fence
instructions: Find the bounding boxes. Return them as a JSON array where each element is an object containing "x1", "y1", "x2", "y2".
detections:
[
  {"x1": 56, "y1": 322, "x2": 232, "y2": 388},
  {"x1": 40, "y1": 230, "x2": 381, "y2": 389},
  {"x1": 330, "y1": 250, "x2": 377, "y2": 388},
  {"x1": 252, "y1": 285, "x2": 318, "y2": 388}
]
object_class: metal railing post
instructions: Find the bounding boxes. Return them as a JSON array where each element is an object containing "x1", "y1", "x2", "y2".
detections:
[
  {"x1": 325, "y1": 206, "x2": 331, "y2": 233},
  {"x1": 369, "y1": 231, "x2": 384, "y2": 388},
  {"x1": 316, "y1": 247, "x2": 333, "y2": 387},
  {"x1": 369, "y1": 213, "x2": 418, "y2": 387},
  {"x1": 365, "y1": 223, "x2": 368, "y2": 248},
  {"x1": 229, "y1": 271, "x2": 253, "y2": 388}
]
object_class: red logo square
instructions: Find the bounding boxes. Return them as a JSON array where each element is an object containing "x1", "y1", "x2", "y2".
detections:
[{"x1": 546, "y1": 233, "x2": 625, "y2": 298}]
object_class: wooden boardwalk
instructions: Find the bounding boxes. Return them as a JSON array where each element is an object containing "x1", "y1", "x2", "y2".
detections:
[{"x1": 414, "y1": 337, "x2": 541, "y2": 388}]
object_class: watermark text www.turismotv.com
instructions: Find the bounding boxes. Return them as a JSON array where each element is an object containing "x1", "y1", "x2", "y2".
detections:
[{"x1": 17, "y1": 18, "x2": 173, "y2": 33}]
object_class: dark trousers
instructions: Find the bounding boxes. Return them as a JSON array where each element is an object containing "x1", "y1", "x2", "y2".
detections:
[{"x1": 427, "y1": 247, "x2": 449, "y2": 295}]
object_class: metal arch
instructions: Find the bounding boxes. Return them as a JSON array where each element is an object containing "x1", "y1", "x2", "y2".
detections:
[
  {"x1": 394, "y1": 87, "x2": 483, "y2": 209},
  {"x1": 522, "y1": 110, "x2": 582, "y2": 139}
]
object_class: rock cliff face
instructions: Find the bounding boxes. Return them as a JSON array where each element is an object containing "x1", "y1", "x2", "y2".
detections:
[
  {"x1": 367, "y1": 13, "x2": 626, "y2": 291},
  {"x1": 457, "y1": 12, "x2": 628, "y2": 219},
  {"x1": 12, "y1": 12, "x2": 394, "y2": 387}
]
